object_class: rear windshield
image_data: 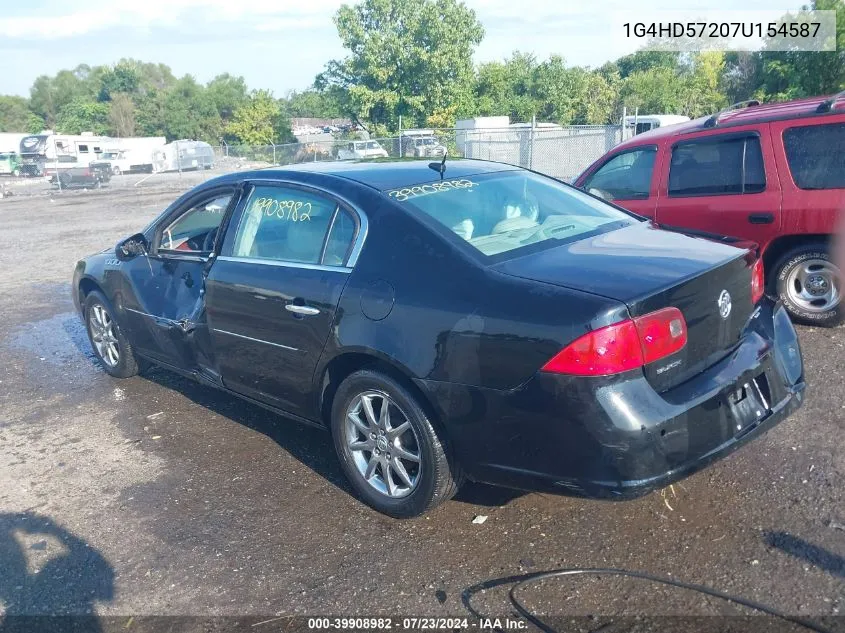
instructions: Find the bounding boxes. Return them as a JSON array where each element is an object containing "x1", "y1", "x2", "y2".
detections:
[{"x1": 387, "y1": 171, "x2": 637, "y2": 258}]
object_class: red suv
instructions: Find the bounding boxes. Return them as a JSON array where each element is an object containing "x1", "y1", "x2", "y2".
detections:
[{"x1": 575, "y1": 94, "x2": 844, "y2": 325}]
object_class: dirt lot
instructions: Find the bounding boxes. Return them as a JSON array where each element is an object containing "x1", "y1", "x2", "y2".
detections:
[{"x1": 0, "y1": 184, "x2": 843, "y2": 630}]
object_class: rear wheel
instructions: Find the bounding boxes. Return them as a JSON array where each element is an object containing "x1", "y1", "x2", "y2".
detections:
[
  {"x1": 331, "y1": 370, "x2": 462, "y2": 518},
  {"x1": 84, "y1": 291, "x2": 140, "y2": 378},
  {"x1": 772, "y1": 244, "x2": 842, "y2": 326}
]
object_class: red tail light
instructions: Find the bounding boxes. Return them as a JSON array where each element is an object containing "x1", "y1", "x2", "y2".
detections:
[
  {"x1": 751, "y1": 258, "x2": 765, "y2": 304},
  {"x1": 634, "y1": 307, "x2": 688, "y2": 364},
  {"x1": 542, "y1": 308, "x2": 688, "y2": 376}
]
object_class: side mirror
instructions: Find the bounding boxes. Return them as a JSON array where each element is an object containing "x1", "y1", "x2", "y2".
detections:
[{"x1": 116, "y1": 233, "x2": 149, "y2": 260}]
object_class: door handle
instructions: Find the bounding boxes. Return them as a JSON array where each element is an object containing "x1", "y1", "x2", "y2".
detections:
[
  {"x1": 285, "y1": 304, "x2": 320, "y2": 316},
  {"x1": 748, "y1": 213, "x2": 774, "y2": 225}
]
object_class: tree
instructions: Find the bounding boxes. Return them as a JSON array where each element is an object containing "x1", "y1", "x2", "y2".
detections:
[
  {"x1": 55, "y1": 98, "x2": 110, "y2": 134},
  {"x1": 721, "y1": 52, "x2": 764, "y2": 104},
  {"x1": 29, "y1": 68, "x2": 95, "y2": 128},
  {"x1": 108, "y1": 93, "x2": 136, "y2": 137},
  {"x1": 616, "y1": 51, "x2": 681, "y2": 78},
  {"x1": 227, "y1": 90, "x2": 294, "y2": 145},
  {"x1": 98, "y1": 61, "x2": 141, "y2": 101},
  {"x1": 206, "y1": 74, "x2": 249, "y2": 123},
  {"x1": 474, "y1": 52, "x2": 539, "y2": 121},
  {"x1": 317, "y1": 0, "x2": 484, "y2": 130},
  {"x1": 160, "y1": 76, "x2": 222, "y2": 142},
  {"x1": 759, "y1": 0, "x2": 845, "y2": 99},
  {"x1": 0, "y1": 96, "x2": 34, "y2": 132},
  {"x1": 621, "y1": 66, "x2": 683, "y2": 115},
  {"x1": 682, "y1": 52, "x2": 728, "y2": 118},
  {"x1": 283, "y1": 90, "x2": 342, "y2": 118}
]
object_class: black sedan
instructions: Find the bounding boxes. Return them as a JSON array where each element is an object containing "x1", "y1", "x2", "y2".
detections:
[{"x1": 72, "y1": 159, "x2": 806, "y2": 517}]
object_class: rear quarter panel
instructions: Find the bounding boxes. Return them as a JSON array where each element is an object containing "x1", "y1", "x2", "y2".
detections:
[
  {"x1": 770, "y1": 115, "x2": 845, "y2": 239},
  {"x1": 324, "y1": 189, "x2": 629, "y2": 392}
]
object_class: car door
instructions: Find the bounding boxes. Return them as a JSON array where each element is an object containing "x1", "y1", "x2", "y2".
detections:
[
  {"x1": 204, "y1": 180, "x2": 363, "y2": 417},
  {"x1": 578, "y1": 145, "x2": 660, "y2": 218},
  {"x1": 119, "y1": 186, "x2": 237, "y2": 369},
  {"x1": 654, "y1": 127, "x2": 783, "y2": 245}
]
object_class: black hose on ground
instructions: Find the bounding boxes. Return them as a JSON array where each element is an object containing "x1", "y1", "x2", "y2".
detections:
[{"x1": 461, "y1": 567, "x2": 834, "y2": 633}]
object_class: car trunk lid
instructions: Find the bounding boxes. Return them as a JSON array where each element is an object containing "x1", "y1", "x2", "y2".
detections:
[{"x1": 492, "y1": 222, "x2": 755, "y2": 391}]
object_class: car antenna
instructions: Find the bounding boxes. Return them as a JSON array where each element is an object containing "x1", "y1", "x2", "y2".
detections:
[{"x1": 428, "y1": 151, "x2": 447, "y2": 179}]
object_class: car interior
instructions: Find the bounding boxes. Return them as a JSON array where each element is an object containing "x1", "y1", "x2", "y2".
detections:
[
  {"x1": 404, "y1": 173, "x2": 633, "y2": 256},
  {"x1": 232, "y1": 188, "x2": 355, "y2": 265}
]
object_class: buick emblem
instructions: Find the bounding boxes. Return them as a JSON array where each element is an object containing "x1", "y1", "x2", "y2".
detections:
[{"x1": 718, "y1": 290, "x2": 732, "y2": 319}]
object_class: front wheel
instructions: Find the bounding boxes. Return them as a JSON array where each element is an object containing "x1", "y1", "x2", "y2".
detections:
[
  {"x1": 772, "y1": 244, "x2": 842, "y2": 326},
  {"x1": 84, "y1": 291, "x2": 140, "y2": 378},
  {"x1": 331, "y1": 370, "x2": 462, "y2": 518},
  {"x1": 112, "y1": 166, "x2": 121, "y2": 176}
]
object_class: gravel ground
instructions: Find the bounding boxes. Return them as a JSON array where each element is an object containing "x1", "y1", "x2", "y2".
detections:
[{"x1": 0, "y1": 186, "x2": 842, "y2": 630}]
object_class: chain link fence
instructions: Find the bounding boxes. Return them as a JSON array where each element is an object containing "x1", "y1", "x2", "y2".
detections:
[{"x1": 1, "y1": 125, "x2": 623, "y2": 198}]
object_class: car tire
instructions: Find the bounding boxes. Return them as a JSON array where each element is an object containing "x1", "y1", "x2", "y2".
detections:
[
  {"x1": 331, "y1": 370, "x2": 463, "y2": 518},
  {"x1": 84, "y1": 291, "x2": 140, "y2": 378},
  {"x1": 112, "y1": 166, "x2": 121, "y2": 176},
  {"x1": 12, "y1": 168, "x2": 19, "y2": 177},
  {"x1": 771, "y1": 244, "x2": 843, "y2": 326}
]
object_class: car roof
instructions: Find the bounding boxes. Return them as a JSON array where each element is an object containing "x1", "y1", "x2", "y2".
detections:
[
  {"x1": 614, "y1": 93, "x2": 845, "y2": 150},
  {"x1": 215, "y1": 159, "x2": 519, "y2": 192}
]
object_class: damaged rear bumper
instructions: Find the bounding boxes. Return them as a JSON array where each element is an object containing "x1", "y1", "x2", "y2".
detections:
[{"x1": 417, "y1": 299, "x2": 805, "y2": 498}]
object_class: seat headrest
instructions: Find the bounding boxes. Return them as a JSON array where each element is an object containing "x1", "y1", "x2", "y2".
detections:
[{"x1": 285, "y1": 220, "x2": 326, "y2": 262}]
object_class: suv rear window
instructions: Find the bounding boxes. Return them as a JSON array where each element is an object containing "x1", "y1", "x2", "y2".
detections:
[
  {"x1": 783, "y1": 123, "x2": 845, "y2": 190},
  {"x1": 669, "y1": 135, "x2": 765, "y2": 197}
]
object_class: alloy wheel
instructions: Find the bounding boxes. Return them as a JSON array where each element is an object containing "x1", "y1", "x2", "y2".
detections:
[
  {"x1": 89, "y1": 304, "x2": 120, "y2": 367},
  {"x1": 345, "y1": 390, "x2": 422, "y2": 498}
]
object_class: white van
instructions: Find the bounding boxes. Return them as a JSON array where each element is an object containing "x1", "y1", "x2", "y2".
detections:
[
  {"x1": 622, "y1": 114, "x2": 690, "y2": 136},
  {"x1": 337, "y1": 140, "x2": 389, "y2": 160}
]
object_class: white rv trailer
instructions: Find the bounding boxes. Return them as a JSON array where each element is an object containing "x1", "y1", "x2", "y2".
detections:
[
  {"x1": 18, "y1": 132, "x2": 167, "y2": 175},
  {"x1": 152, "y1": 140, "x2": 214, "y2": 173},
  {"x1": 0, "y1": 133, "x2": 28, "y2": 154}
]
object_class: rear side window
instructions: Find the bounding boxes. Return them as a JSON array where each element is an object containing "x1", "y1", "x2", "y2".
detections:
[
  {"x1": 783, "y1": 123, "x2": 845, "y2": 190},
  {"x1": 232, "y1": 185, "x2": 355, "y2": 266},
  {"x1": 669, "y1": 135, "x2": 765, "y2": 196},
  {"x1": 582, "y1": 147, "x2": 656, "y2": 200}
]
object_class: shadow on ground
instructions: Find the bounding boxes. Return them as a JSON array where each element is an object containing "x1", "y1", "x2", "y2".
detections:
[
  {"x1": 0, "y1": 512, "x2": 113, "y2": 631},
  {"x1": 764, "y1": 531, "x2": 845, "y2": 579},
  {"x1": 140, "y1": 367, "x2": 527, "y2": 510}
]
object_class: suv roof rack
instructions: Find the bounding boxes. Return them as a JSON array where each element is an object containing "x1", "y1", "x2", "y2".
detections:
[
  {"x1": 816, "y1": 90, "x2": 845, "y2": 113},
  {"x1": 702, "y1": 100, "x2": 761, "y2": 128}
]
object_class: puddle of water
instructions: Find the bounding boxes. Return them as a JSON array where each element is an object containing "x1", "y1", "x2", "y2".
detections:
[{"x1": 6, "y1": 312, "x2": 101, "y2": 384}]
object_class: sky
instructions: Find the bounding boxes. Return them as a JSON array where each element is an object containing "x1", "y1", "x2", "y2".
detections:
[{"x1": 0, "y1": 0, "x2": 792, "y2": 97}]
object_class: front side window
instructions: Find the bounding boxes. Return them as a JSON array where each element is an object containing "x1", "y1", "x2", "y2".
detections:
[
  {"x1": 783, "y1": 123, "x2": 845, "y2": 190},
  {"x1": 669, "y1": 135, "x2": 765, "y2": 197},
  {"x1": 582, "y1": 147, "x2": 656, "y2": 201},
  {"x1": 232, "y1": 185, "x2": 356, "y2": 265},
  {"x1": 159, "y1": 193, "x2": 232, "y2": 254},
  {"x1": 387, "y1": 171, "x2": 636, "y2": 259}
]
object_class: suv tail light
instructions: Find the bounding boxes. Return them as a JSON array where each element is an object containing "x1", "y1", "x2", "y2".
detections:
[
  {"x1": 751, "y1": 258, "x2": 765, "y2": 304},
  {"x1": 541, "y1": 308, "x2": 688, "y2": 377}
]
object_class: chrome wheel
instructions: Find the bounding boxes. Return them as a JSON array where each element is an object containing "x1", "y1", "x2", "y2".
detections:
[
  {"x1": 89, "y1": 304, "x2": 120, "y2": 367},
  {"x1": 345, "y1": 391, "x2": 421, "y2": 498},
  {"x1": 785, "y1": 258, "x2": 841, "y2": 313}
]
